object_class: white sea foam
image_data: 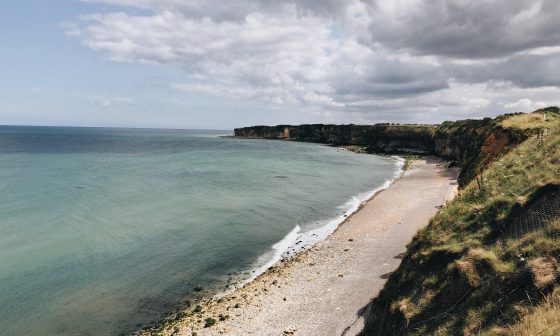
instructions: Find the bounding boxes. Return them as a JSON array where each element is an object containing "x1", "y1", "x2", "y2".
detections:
[
  {"x1": 281, "y1": 156, "x2": 404, "y2": 257},
  {"x1": 225, "y1": 156, "x2": 405, "y2": 293},
  {"x1": 236, "y1": 224, "x2": 302, "y2": 287}
]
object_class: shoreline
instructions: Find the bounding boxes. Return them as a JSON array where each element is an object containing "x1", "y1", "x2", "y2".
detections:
[
  {"x1": 138, "y1": 154, "x2": 404, "y2": 333},
  {"x1": 140, "y1": 158, "x2": 458, "y2": 336},
  {"x1": 232, "y1": 155, "x2": 405, "y2": 291}
]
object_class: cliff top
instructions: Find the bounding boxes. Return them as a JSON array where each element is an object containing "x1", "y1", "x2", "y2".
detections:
[{"x1": 500, "y1": 106, "x2": 560, "y2": 131}]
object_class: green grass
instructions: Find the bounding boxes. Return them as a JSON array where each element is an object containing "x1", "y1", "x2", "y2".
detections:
[
  {"x1": 343, "y1": 145, "x2": 368, "y2": 154},
  {"x1": 492, "y1": 287, "x2": 560, "y2": 336},
  {"x1": 362, "y1": 110, "x2": 560, "y2": 335},
  {"x1": 402, "y1": 154, "x2": 420, "y2": 171},
  {"x1": 203, "y1": 317, "x2": 216, "y2": 328},
  {"x1": 500, "y1": 107, "x2": 560, "y2": 131}
]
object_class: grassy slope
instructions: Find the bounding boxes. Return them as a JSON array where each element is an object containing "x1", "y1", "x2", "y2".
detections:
[{"x1": 362, "y1": 109, "x2": 560, "y2": 335}]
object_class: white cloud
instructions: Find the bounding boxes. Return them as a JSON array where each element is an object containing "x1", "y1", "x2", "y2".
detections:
[
  {"x1": 67, "y1": 0, "x2": 560, "y2": 123},
  {"x1": 85, "y1": 95, "x2": 137, "y2": 108},
  {"x1": 31, "y1": 86, "x2": 43, "y2": 94},
  {"x1": 91, "y1": 99, "x2": 112, "y2": 107},
  {"x1": 504, "y1": 98, "x2": 547, "y2": 110},
  {"x1": 467, "y1": 98, "x2": 491, "y2": 109},
  {"x1": 528, "y1": 46, "x2": 560, "y2": 56}
]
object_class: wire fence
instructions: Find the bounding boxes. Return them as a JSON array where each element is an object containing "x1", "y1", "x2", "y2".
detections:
[
  {"x1": 409, "y1": 185, "x2": 560, "y2": 334},
  {"x1": 504, "y1": 187, "x2": 560, "y2": 240}
]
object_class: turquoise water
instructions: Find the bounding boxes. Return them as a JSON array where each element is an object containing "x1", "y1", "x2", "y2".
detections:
[{"x1": 0, "y1": 126, "x2": 400, "y2": 335}]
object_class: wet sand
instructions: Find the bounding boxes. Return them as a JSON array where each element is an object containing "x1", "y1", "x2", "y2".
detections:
[{"x1": 163, "y1": 158, "x2": 458, "y2": 336}]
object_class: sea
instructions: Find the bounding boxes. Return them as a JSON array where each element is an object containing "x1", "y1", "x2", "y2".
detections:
[{"x1": 0, "y1": 126, "x2": 401, "y2": 335}]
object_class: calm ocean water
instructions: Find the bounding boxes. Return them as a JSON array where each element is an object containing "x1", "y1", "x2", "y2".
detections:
[{"x1": 0, "y1": 126, "x2": 400, "y2": 335}]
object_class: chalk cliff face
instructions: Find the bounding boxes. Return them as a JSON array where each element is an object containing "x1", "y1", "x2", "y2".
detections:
[
  {"x1": 234, "y1": 112, "x2": 540, "y2": 186},
  {"x1": 234, "y1": 124, "x2": 437, "y2": 154}
]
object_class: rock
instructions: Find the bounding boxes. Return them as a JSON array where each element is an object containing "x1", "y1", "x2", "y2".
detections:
[{"x1": 204, "y1": 317, "x2": 216, "y2": 328}]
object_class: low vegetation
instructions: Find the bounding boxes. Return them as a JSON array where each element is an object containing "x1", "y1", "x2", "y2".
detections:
[
  {"x1": 362, "y1": 109, "x2": 560, "y2": 335},
  {"x1": 343, "y1": 145, "x2": 368, "y2": 154},
  {"x1": 402, "y1": 155, "x2": 420, "y2": 171},
  {"x1": 500, "y1": 107, "x2": 560, "y2": 131},
  {"x1": 502, "y1": 288, "x2": 560, "y2": 336},
  {"x1": 203, "y1": 317, "x2": 216, "y2": 328}
]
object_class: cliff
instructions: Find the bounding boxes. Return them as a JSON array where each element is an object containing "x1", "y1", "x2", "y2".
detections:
[
  {"x1": 234, "y1": 124, "x2": 437, "y2": 154},
  {"x1": 234, "y1": 109, "x2": 559, "y2": 186}
]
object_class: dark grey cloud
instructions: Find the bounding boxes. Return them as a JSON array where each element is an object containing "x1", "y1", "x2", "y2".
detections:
[
  {"x1": 449, "y1": 52, "x2": 560, "y2": 88},
  {"x1": 86, "y1": 0, "x2": 356, "y2": 21},
  {"x1": 367, "y1": 0, "x2": 560, "y2": 58},
  {"x1": 330, "y1": 58, "x2": 449, "y2": 99}
]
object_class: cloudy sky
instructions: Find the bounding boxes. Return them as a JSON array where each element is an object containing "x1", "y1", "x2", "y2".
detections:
[{"x1": 1, "y1": 0, "x2": 559, "y2": 129}]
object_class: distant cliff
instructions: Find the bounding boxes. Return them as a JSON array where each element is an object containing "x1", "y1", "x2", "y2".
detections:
[
  {"x1": 234, "y1": 109, "x2": 558, "y2": 186},
  {"x1": 235, "y1": 124, "x2": 437, "y2": 154}
]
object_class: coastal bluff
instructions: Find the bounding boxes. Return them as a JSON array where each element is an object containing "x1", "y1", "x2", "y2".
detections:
[
  {"x1": 235, "y1": 108, "x2": 559, "y2": 186},
  {"x1": 235, "y1": 124, "x2": 437, "y2": 154}
]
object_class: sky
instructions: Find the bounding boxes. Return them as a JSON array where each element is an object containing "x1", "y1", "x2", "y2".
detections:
[{"x1": 1, "y1": 0, "x2": 560, "y2": 129}]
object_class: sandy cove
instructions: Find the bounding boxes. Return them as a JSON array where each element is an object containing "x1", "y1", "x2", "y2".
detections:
[{"x1": 163, "y1": 158, "x2": 458, "y2": 336}]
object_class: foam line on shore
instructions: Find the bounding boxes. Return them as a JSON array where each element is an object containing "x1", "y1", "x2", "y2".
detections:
[
  {"x1": 228, "y1": 155, "x2": 404, "y2": 291},
  {"x1": 287, "y1": 156, "x2": 405, "y2": 255},
  {"x1": 237, "y1": 224, "x2": 302, "y2": 287}
]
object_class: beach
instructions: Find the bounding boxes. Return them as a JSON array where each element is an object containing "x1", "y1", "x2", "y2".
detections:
[{"x1": 161, "y1": 158, "x2": 458, "y2": 336}]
